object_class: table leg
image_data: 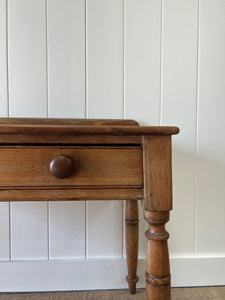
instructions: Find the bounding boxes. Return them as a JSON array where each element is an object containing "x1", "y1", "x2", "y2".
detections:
[
  {"x1": 125, "y1": 199, "x2": 139, "y2": 294},
  {"x1": 142, "y1": 135, "x2": 173, "y2": 300},
  {"x1": 144, "y1": 210, "x2": 171, "y2": 300}
]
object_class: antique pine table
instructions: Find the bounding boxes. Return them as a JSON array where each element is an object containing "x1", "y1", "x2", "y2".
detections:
[{"x1": 0, "y1": 118, "x2": 179, "y2": 300}]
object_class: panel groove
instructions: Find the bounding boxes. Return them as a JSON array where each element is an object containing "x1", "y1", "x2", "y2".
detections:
[
  {"x1": 85, "y1": 0, "x2": 88, "y2": 119},
  {"x1": 159, "y1": 0, "x2": 163, "y2": 126},
  {"x1": 6, "y1": 0, "x2": 9, "y2": 117},
  {"x1": 123, "y1": 0, "x2": 126, "y2": 120},
  {"x1": 45, "y1": 0, "x2": 49, "y2": 118}
]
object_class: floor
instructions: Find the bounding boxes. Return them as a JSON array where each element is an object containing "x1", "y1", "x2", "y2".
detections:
[{"x1": 0, "y1": 287, "x2": 225, "y2": 300}]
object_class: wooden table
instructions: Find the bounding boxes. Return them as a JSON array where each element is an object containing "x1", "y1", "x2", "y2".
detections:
[{"x1": 0, "y1": 118, "x2": 179, "y2": 300}]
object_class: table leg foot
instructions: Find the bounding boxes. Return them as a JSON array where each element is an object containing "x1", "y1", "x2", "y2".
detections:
[
  {"x1": 125, "y1": 200, "x2": 139, "y2": 294},
  {"x1": 144, "y1": 210, "x2": 171, "y2": 300}
]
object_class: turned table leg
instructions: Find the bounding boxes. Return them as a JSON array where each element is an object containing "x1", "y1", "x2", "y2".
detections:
[
  {"x1": 144, "y1": 210, "x2": 171, "y2": 300},
  {"x1": 143, "y1": 135, "x2": 173, "y2": 300},
  {"x1": 125, "y1": 199, "x2": 139, "y2": 294}
]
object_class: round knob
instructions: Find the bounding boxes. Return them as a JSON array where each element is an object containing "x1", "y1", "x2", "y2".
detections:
[{"x1": 50, "y1": 155, "x2": 76, "y2": 179}]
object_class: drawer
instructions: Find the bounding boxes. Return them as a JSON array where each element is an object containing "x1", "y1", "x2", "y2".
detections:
[{"x1": 0, "y1": 146, "x2": 143, "y2": 188}]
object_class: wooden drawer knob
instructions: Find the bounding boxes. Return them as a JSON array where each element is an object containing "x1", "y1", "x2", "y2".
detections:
[{"x1": 50, "y1": 155, "x2": 76, "y2": 179}]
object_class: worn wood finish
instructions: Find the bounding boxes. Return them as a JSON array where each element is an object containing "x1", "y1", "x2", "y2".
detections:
[
  {"x1": 0, "y1": 188, "x2": 143, "y2": 202},
  {"x1": 0, "y1": 118, "x2": 179, "y2": 299},
  {"x1": 0, "y1": 124, "x2": 179, "y2": 136},
  {"x1": 0, "y1": 118, "x2": 139, "y2": 126},
  {"x1": 144, "y1": 211, "x2": 171, "y2": 300},
  {"x1": 0, "y1": 146, "x2": 143, "y2": 188},
  {"x1": 143, "y1": 135, "x2": 173, "y2": 211},
  {"x1": 125, "y1": 200, "x2": 139, "y2": 294},
  {"x1": 143, "y1": 135, "x2": 173, "y2": 300},
  {"x1": 0, "y1": 134, "x2": 142, "y2": 145},
  {"x1": 0, "y1": 118, "x2": 179, "y2": 136}
]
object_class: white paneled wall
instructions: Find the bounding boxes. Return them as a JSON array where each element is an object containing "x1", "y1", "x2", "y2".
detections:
[
  {"x1": 49, "y1": 202, "x2": 85, "y2": 259},
  {"x1": 8, "y1": 0, "x2": 47, "y2": 117},
  {"x1": 0, "y1": 0, "x2": 225, "y2": 291},
  {"x1": 47, "y1": 0, "x2": 86, "y2": 262},
  {"x1": 11, "y1": 202, "x2": 48, "y2": 260},
  {"x1": 0, "y1": 0, "x2": 8, "y2": 117},
  {"x1": 0, "y1": 1, "x2": 9, "y2": 263},
  {"x1": 162, "y1": 0, "x2": 198, "y2": 256},
  {"x1": 125, "y1": 0, "x2": 161, "y2": 125},
  {"x1": 47, "y1": 0, "x2": 85, "y2": 118},
  {"x1": 197, "y1": 0, "x2": 225, "y2": 255},
  {"x1": 124, "y1": 0, "x2": 162, "y2": 258},
  {"x1": 86, "y1": 0, "x2": 124, "y2": 260}
]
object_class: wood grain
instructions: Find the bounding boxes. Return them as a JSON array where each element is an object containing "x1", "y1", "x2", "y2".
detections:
[
  {"x1": 0, "y1": 118, "x2": 139, "y2": 126},
  {"x1": 0, "y1": 134, "x2": 142, "y2": 145},
  {"x1": 142, "y1": 135, "x2": 173, "y2": 299},
  {"x1": 0, "y1": 118, "x2": 178, "y2": 299},
  {"x1": 0, "y1": 188, "x2": 143, "y2": 202},
  {"x1": 0, "y1": 146, "x2": 143, "y2": 188},
  {"x1": 144, "y1": 211, "x2": 171, "y2": 300},
  {"x1": 143, "y1": 135, "x2": 173, "y2": 211},
  {"x1": 0, "y1": 124, "x2": 179, "y2": 136},
  {"x1": 125, "y1": 200, "x2": 139, "y2": 294}
]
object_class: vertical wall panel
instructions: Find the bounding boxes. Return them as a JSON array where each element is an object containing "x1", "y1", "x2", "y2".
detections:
[
  {"x1": 161, "y1": 0, "x2": 198, "y2": 255},
  {"x1": 86, "y1": 0, "x2": 123, "y2": 258},
  {"x1": 0, "y1": 0, "x2": 10, "y2": 261},
  {"x1": 87, "y1": 0, "x2": 123, "y2": 118},
  {"x1": 11, "y1": 202, "x2": 48, "y2": 260},
  {"x1": 8, "y1": 0, "x2": 47, "y2": 117},
  {"x1": 48, "y1": 0, "x2": 85, "y2": 117},
  {"x1": 47, "y1": 0, "x2": 86, "y2": 260},
  {"x1": 125, "y1": 0, "x2": 161, "y2": 125},
  {"x1": 197, "y1": 0, "x2": 225, "y2": 255},
  {"x1": 87, "y1": 201, "x2": 123, "y2": 258},
  {"x1": 0, "y1": 0, "x2": 8, "y2": 117},
  {"x1": 0, "y1": 203, "x2": 10, "y2": 261},
  {"x1": 8, "y1": 0, "x2": 48, "y2": 260},
  {"x1": 125, "y1": 0, "x2": 162, "y2": 258},
  {"x1": 49, "y1": 202, "x2": 85, "y2": 259}
]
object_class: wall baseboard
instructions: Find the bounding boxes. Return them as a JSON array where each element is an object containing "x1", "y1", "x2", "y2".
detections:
[{"x1": 0, "y1": 257, "x2": 224, "y2": 292}]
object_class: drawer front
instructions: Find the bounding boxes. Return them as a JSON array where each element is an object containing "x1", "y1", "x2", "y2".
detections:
[{"x1": 0, "y1": 146, "x2": 143, "y2": 188}]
